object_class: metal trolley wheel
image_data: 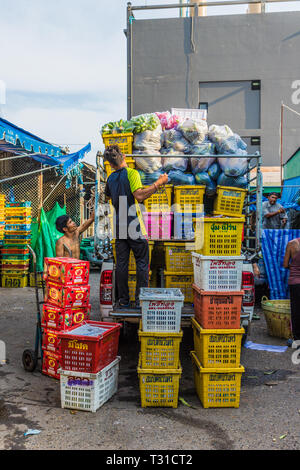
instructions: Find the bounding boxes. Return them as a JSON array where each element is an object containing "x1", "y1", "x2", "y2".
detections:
[{"x1": 22, "y1": 349, "x2": 38, "y2": 372}]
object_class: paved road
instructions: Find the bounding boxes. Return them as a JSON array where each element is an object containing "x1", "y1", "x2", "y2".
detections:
[{"x1": 0, "y1": 270, "x2": 299, "y2": 450}]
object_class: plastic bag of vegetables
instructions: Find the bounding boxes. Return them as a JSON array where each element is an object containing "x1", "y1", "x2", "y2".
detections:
[
  {"x1": 133, "y1": 123, "x2": 162, "y2": 153},
  {"x1": 101, "y1": 119, "x2": 135, "y2": 135},
  {"x1": 217, "y1": 172, "x2": 248, "y2": 188},
  {"x1": 155, "y1": 111, "x2": 181, "y2": 130},
  {"x1": 161, "y1": 151, "x2": 188, "y2": 173},
  {"x1": 218, "y1": 152, "x2": 248, "y2": 177},
  {"x1": 167, "y1": 170, "x2": 196, "y2": 186},
  {"x1": 208, "y1": 124, "x2": 234, "y2": 144},
  {"x1": 194, "y1": 172, "x2": 216, "y2": 196},
  {"x1": 131, "y1": 113, "x2": 161, "y2": 134},
  {"x1": 161, "y1": 129, "x2": 191, "y2": 154},
  {"x1": 133, "y1": 150, "x2": 162, "y2": 174},
  {"x1": 177, "y1": 119, "x2": 208, "y2": 144},
  {"x1": 190, "y1": 142, "x2": 216, "y2": 173},
  {"x1": 208, "y1": 162, "x2": 222, "y2": 181},
  {"x1": 137, "y1": 169, "x2": 164, "y2": 186},
  {"x1": 216, "y1": 134, "x2": 247, "y2": 155}
]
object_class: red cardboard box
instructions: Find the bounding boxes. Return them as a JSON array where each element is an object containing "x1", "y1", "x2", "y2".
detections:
[
  {"x1": 42, "y1": 351, "x2": 62, "y2": 380},
  {"x1": 72, "y1": 305, "x2": 91, "y2": 326},
  {"x1": 42, "y1": 328, "x2": 62, "y2": 354},
  {"x1": 44, "y1": 257, "x2": 90, "y2": 286},
  {"x1": 41, "y1": 304, "x2": 73, "y2": 331},
  {"x1": 44, "y1": 281, "x2": 90, "y2": 308}
]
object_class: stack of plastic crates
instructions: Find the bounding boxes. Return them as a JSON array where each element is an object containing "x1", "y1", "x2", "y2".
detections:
[
  {"x1": 1, "y1": 202, "x2": 32, "y2": 288},
  {"x1": 190, "y1": 228, "x2": 245, "y2": 408},
  {"x1": 173, "y1": 186, "x2": 205, "y2": 240},
  {"x1": 58, "y1": 320, "x2": 121, "y2": 412},
  {"x1": 163, "y1": 242, "x2": 194, "y2": 304},
  {"x1": 137, "y1": 287, "x2": 184, "y2": 408},
  {"x1": 142, "y1": 185, "x2": 173, "y2": 240},
  {"x1": 42, "y1": 258, "x2": 92, "y2": 380},
  {"x1": 0, "y1": 194, "x2": 5, "y2": 243}
]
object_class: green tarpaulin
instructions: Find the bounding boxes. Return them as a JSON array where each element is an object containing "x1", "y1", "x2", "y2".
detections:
[{"x1": 33, "y1": 203, "x2": 66, "y2": 272}]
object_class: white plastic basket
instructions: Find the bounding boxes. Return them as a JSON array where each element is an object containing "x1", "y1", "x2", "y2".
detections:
[
  {"x1": 139, "y1": 288, "x2": 184, "y2": 333},
  {"x1": 59, "y1": 356, "x2": 120, "y2": 413},
  {"x1": 192, "y1": 253, "x2": 244, "y2": 291}
]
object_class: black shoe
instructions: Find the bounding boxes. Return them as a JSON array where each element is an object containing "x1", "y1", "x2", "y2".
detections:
[
  {"x1": 115, "y1": 301, "x2": 130, "y2": 310},
  {"x1": 287, "y1": 338, "x2": 293, "y2": 347}
]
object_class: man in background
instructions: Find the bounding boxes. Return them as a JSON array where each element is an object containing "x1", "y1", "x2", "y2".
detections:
[
  {"x1": 55, "y1": 213, "x2": 95, "y2": 259},
  {"x1": 262, "y1": 193, "x2": 287, "y2": 229}
]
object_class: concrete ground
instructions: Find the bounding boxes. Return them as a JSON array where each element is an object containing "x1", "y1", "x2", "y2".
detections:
[{"x1": 0, "y1": 269, "x2": 299, "y2": 451}]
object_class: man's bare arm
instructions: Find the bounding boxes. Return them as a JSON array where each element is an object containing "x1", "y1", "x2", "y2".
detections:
[
  {"x1": 133, "y1": 174, "x2": 169, "y2": 204},
  {"x1": 78, "y1": 212, "x2": 95, "y2": 235},
  {"x1": 56, "y1": 238, "x2": 64, "y2": 257},
  {"x1": 283, "y1": 242, "x2": 291, "y2": 268}
]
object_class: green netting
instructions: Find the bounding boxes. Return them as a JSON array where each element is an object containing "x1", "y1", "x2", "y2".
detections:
[{"x1": 33, "y1": 203, "x2": 66, "y2": 272}]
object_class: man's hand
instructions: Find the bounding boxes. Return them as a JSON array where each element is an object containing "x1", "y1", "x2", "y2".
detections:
[
  {"x1": 278, "y1": 207, "x2": 285, "y2": 214},
  {"x1": 156, "y1": 173, "x2": 168, "y2": 187}
]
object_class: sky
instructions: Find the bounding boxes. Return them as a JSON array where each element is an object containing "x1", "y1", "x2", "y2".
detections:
[{"x1": 1, "y1": 0, "x2": 300, "y2": 165}]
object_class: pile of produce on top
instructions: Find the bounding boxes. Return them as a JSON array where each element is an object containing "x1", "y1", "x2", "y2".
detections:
[{"x1": 101, "y1": 111, "x2": 255, "y2": 193}]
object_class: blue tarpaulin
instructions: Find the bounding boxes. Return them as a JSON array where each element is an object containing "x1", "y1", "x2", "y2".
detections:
[
  {"x1": 261, "y1": 229, "x2": 300, "y2": 300},
  {"x1": 281, "y1": 175, "x2": 300, "y2": 206},
  {"x1": 0, "y1": 117, "x2": 91, "y2": 174}
]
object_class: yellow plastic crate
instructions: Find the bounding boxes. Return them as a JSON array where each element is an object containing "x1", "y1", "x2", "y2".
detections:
[
  {"x1": 143, "y1": 185, "x2": 173, "y2": 212},
  {"x1": 213, "y1": 186, "x2": 247, "y2": 217},
  {"x1": 193, "y1": 216, "x2": 245, "y2": 256},
  {"x1": 191, "y1": 351, "x2": 244, "y2": 408},
  {"x1": 138, "y1": 321, "x2": 183, "y2": 369},
  {"x1": 104, "y1": 158, "x2": 135, "y2": 179},
  {"x1": 29, "y1": 272, "x2": 44, "y2": 288},
  {"x1": 1, "y1": 271, "x2": 28, "y2": 288},
  {"x1": 128, "y1": 271, "x2": 152, "y2": 302},
  {"x1": 164, "y1": 242, "x2": 194, "y2": 272},
  {"x1": 1, "y1": 259, "x2": 30, "y2": 267},
  {"x1": 137, "y1": 354, "x2": 182, "y2": 408},
  {"x1": 164, "y1": 271, "x2": 194, "y2": 303},
  {"x1": 111, "y1": 240, "x2": 154, "y2": 271},
  {"x1": 191, "y1": 317, "x2": 244, "y2": 368},
  {"x1": 102, "y1": 132, "x2": 133, "y2": 154},
  {"x1": 173, "y1": 185, "x2": 205, "y2": 213},
  {"x1": 5, "y1": 208, "x2": 32, "y2": 217}
]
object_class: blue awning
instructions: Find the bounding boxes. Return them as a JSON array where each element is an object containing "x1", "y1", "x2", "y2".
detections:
[{"x1": 0, "y1": 117, "x2": 91, "y2": 174}]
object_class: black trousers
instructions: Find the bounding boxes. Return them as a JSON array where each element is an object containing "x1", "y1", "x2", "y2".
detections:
[
  {"x1": 289, "y1": 284, "x2": 300, "y2": 340},
  {"x1": 115, "y1": 238, "x2": 149, "y2": 305}
]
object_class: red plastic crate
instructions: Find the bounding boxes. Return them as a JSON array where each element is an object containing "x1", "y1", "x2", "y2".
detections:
[
  {"x1": 143, "y1": 212, "x2": 173, "y2": 240},
  {"x1": 44, "y1": 258, "x2": 90, "y2": 286},
  {"x1": 42, "y1": 351, "x2": 62, "y2": 380},
  {"x1": 44, "y1": 281, "x2": 90, "y2": 308},
  {"x1": 72, "y1": 305, "x2": 91, "y2": 326},
  {"x1": 41, "y1": 304, "x2": 73, "y2": 331},
  {"x1": 59, "y1": 321, "x2": 122, "y2": 373},
  {"x1": 42, "y1": 328, "x2": 62, "y2": 354},
  {"x1": 193, "y1": 284, "x2": 243, "y2": 329}
]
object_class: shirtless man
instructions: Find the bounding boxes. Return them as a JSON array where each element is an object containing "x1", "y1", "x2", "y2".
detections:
[
  {"x1": 55, "y1": 213, "x2": 95, "y2": 259},
  {"x1": 283, "y1": 237, "x2": 300, "y2": 345}
]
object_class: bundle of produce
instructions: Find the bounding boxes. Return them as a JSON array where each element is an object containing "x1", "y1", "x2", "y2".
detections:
[
  {"x1": 217, "y1": 172, "x2": 248, "y2": 189},
  {"x1": 208, "y1": 124, "x2": 234, "y2": 145},
  {"x1": 137, "y1": 169, "x2": 164, "y2": 186},
  {"x1": 167, "y1": 170, "x2": 195, "y2": 186},
  {"x1": 207, "y1": 162, "x2": 222, "y2": 181},
  {"x1": 131, "y1": 113, "x2": 161, "y2": 134},
  {"x1": 190, "y1": 142, "x2": 216, "y2": 174},
  {"x1": 161, "y1": 150, "x2": 188, "y2": 173},
  {"x1": 177, "y1": 119, "x2": 208, "y2": 145},
  {"x1": 161, "y1": 129, "x2": 191, "y2": 154},
  {"x1": 155, "y1": 111, "x2": 181, "y2": 130},
  {"x1": 101, "y1": 119, "x2": 134, "y2": 135},
  {"x1": 133, "y1": 151, "x2": 162, "y2": 174},
  {"x1": 194, "y1": 172, "x2": 216, "y2": 196}
]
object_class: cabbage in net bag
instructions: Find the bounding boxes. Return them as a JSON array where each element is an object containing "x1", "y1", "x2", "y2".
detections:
[{"x1": 177, "y1": 119, "x2": 208, "y2": 145}]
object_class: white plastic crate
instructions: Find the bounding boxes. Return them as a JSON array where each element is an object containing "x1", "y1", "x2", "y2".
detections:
[
  {"x1": 59, "y1": 356, "x2": 120, "y2": 413},
  {"x1": 192, "y1": 253, "x2": 244, "y2": 291},
  {"x1": 139, "y1": 288, "x2": 184, "y2": 333}
]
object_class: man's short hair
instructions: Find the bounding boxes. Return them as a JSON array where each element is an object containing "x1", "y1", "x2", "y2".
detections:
[
  {"x1": 103, "y1": 145, "x2": 124, "y2": 167},
  {"x1": 268, "y1": 192, "x2": 278, "y2": 198},
  {"x1": 56, "y1": 215, "x2": 70, "y2": 234}
]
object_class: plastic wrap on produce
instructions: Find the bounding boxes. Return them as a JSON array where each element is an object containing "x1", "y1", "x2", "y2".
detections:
[
  {"x1": 161, "y1": 129, "x2": 191, "y2": 154},
  {"x1": 133, "y1": 150, "x2": 162, "y2": 174},
  {"x1": 155, "y1": 111, "x2": 181, "y2": 130},
  {"x1": 216, "y1": 134, "x2": 247, "y2": 155},
  {"x1": 218, "y1": 152, "x2": 248, "y2": 177},
  {"x1": 133, "y1": 124, "x2": 162, "y2": 153},
  {"x1": 217, "y1": 172, "x2": 248, "y2": 188},
  {"x1": 208, "y1": 124, "x2": 234, "y2": 144},
  {"x1": 207, "y1": 162, "x2": 222, "y2": 181},
  {"x1": 167, "y1": 170, "x2": 195, "y2": 186},
  {"x1": 137, "y1": 169, "x2": 164, "y2": 186},
  {"x1": 194, "y1": 172, "x2": 216, "y2": 196},
  {"x1": 190, "y1": 142, "x2": 216, "y2": 173},
  {"x1": 160, "y1": 147, "x2": 188, "y2": 172},
  {"x1": 177, "y1": 119, "x2": 208, "y2": 144}
]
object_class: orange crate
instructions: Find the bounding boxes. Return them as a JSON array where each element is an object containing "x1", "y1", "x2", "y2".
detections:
[{"x1": 193, "y1": 284, "x2": 243, "y2": 329}]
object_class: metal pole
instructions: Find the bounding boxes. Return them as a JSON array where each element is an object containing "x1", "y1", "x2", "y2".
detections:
[
  {"x1": 280, "y1": 102, "x2": 284, "y2": 187},
  {"x1": 130, "y1": 0, "x2": 300, "y2": 11},
  {"x1": 127, "y1": 2, "x2": 133, "y2": 120},
  {"x1": 0, "y1": 164, "x2": 60, "y2": 184}
]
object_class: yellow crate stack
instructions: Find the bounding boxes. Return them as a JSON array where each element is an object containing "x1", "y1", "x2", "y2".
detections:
[
  {"x1": 163, "y1": 242, "x2": 194, "y2": 303},
  {"x1": 1, "y1": 202, "x2": 32, "y2": 288},
  {"x1": 0, "y1": 194, "x2": 5, "y2": 242}
]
